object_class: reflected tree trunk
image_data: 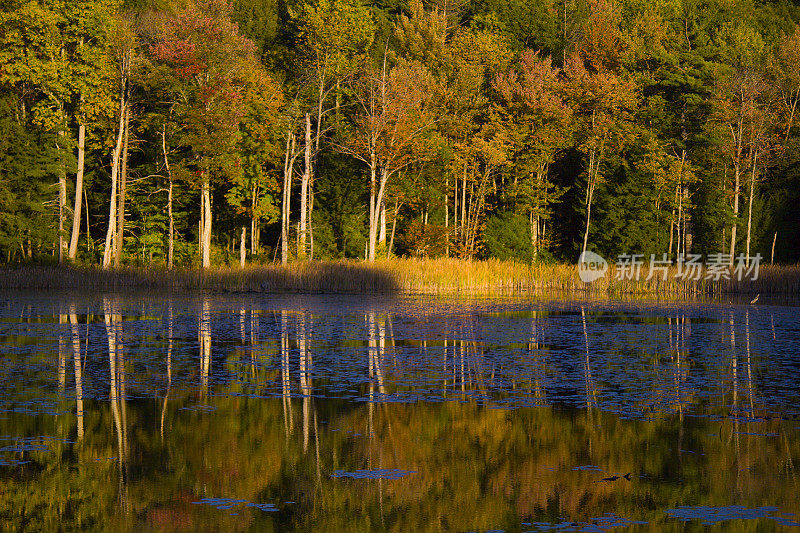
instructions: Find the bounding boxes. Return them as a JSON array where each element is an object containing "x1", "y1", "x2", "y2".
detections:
[
  {"x1": 367, "y1": 312, "x2": 387, "y2": 396},
  {"x1": 199, "y1": 299, "x2": 211, "y2": 395},
  {"x1": 529, "y1": 310, "x2": 546, "y2": 405},
  {"x1": 104, "y1": 297, "x2": 128, "y2": 512},
  {"x1": 298, "y1": 312, "x2": 311, "y2": 452},
  {"x1": 745, "y1": 310, "x2": 754, "y2": 416},
  {"x1": 581, "y1": 307, "x2": 597, "y2": 410},
  {"x1": 69, "y1": 306, "x2": 84, "y2": 441},
  {"x1": 239, "y1": 307, "x2": 246, "y2": 344},
  {"x1": 58, "y1": 313, "x2": 67, "y2": 391},
  {"x1": 281, "y1": 310, "x2": 293, "y2": 438},
  {"x1": 161, "y1": 303, "x2": 173, "y2": 441},
  {"x1": 250, "y1": 310, "x2": 259, "y2": 381}
]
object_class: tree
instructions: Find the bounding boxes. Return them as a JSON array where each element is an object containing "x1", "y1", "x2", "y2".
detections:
[
  {"x1": 564, "y1": 55, "x2": 637, "y2": 257},
  {"x1": 435, "y1": 25, "x2": 512, "y2": 258},
  {"x1": 561, "y1": 0, "x2": 638, "y2": 258},
  {"x1": 340, "y1": 57, "x2": 438, "y2": 262},
  {"x1": 494, "y1": 49, "x2": 571, "y2": 260},
  {"x1": 151, "y1": 0, "x2": 275, "y2": 268},
  {"x1": 711, "y1": 67, "x2": 774, "y2": 264},
  {"x1": 292, "y1": 0, "x2": 374, "y2": 259},
  {"x1": 102, "y1": 12, "x2": 134, "y2": 269},
  {"x1": 0, "y1": 0, "x2": 120, "y2": 263}
]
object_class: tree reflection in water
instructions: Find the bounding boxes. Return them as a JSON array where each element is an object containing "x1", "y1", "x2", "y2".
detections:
[{"x1": 0, "y1": 295, "x2": 798, "y2": 531}]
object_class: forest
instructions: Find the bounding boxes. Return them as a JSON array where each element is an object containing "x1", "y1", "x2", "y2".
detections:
[{"x1": 1, "y1": 0, "x2": 800, "y2": 268}]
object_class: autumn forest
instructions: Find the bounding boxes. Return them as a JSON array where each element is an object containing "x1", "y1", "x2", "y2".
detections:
[{"x1": 2, "y1": 0, "x2": 800, "y2": 268}]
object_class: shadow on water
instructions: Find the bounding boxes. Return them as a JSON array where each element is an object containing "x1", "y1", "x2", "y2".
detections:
[{"x1": 0, "y1": 293, "x2": 799, "y2": 531}]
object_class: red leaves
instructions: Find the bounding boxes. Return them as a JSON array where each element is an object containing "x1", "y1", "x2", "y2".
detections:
[
  {"x1": 152, "y1": 39, "x2": 205, "y2": 80},
  {"x1": 494, "y1": 50, "x2": 562, "y2": 116}
]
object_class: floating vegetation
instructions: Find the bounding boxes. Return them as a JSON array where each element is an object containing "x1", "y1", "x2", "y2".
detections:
[
  {"x1": 0, "y1": 443, "x2": 49, "y2": 453},
  {"x1": 665, "y1": 505, "x2": 800, "y2": 526},
  {"x1": 330, "y1": 469, "x2": 417, "y2": 480},
  {"x1": 525, "y1": 513, "x2": 648, "y2": 531},
  {"x1": 179, "y1": 404, "x2": 217, "y2": 412},
  {"x1": 192, "y1": 498, "x2": 280, "y2": 512}
]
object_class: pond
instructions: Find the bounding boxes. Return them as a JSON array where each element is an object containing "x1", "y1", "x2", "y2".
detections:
[{"x1": 0, "y1": 292, "x2": 798, "y2": 531}]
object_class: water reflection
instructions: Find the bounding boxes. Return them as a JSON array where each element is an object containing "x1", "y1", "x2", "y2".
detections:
[
  {"x1": 0, "y1": 294, "x2": 798, "y2": 530},
  {"x1": 69, "y1": 304, "x2": 83, "y2": 441},
  {"x1": 103, "y1": 296, "x2": 129, "y2": 514},
  {"x1": 199, "y1": 298, "x2": 211, "y2": 395}
]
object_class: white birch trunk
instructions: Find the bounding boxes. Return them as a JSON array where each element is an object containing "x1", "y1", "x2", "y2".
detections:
[
  {"x1": 162, "y1": 126, "x2": 174, "y2": 269},
  {"x1": 102, "y1": 100, "x2": 127, "y2": 269},
  {"x1": 240, "y1": 227, "x2": 246, "y2": 267},
  {"x1": 299, "y1": 113, "x2": 311, "y2": 260},
  {"x1": 201, "y1": 175, "x2": 212, "y2": 268},
  {"x1": 281, "y1": 131, "x2": 295, "y2": 265},
  {"x1": 745, "y1": 152, "x2": 757, "y2": 265},
  {"x1": 114, "y1": 106, "x2": 130, "y2": 267},
  {"x1": 68, "y1": 122, "x2": 85, "y2": 261}
]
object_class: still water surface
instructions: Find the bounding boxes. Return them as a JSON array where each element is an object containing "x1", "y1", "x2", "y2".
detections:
[{"x1": 0, "y1": 292, "x2": 799, "y2": 531}]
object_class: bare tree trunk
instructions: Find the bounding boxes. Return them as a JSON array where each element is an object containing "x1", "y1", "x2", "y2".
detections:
[
  {"x1": 115, "y1": 106, "x2": 130, "y2": 267},
  {"x1": 771, "y1": 231, "x2": 777, "y2": 263},
  {"x1": 299, "y1": 113, "x2": 312, "y2": 260},
  {"x1": 745, "y1": 152, "x2": 757, "y2": 265},
  {"x1": 445, "y1": 176, "x2": 449, "y2": 257},
  {"x1": 308, "y1": 78, "x2": 326, "y2": 260},
  {"x1": 367, "y1": 153, "x2": 378, "y2": 261},
  {"x1": 368, "y1": 167, "x2": 389, "y2": 262},
  {"x1": 68, "y1": 121, "x2": 85, "y2": 261},
  {"x1": 102, "y1": 100, "x2": 127, "y2": 269},
  {"x1": 729, "y1": 169, "x2": 740, "y2": 265},
  {"x1": 250, "y1": 183, "x2": 258, "y2": 255},
  {"x1": 201, "y1": 174, "x2": 212, "y2": 268},
  {"x1": 240, "y1": 227, "x2": 246, "y2": 267},
  {"x1": 581, "y1": 144, "x2": 600, "y2": 257},
  {"x1": 668, "y1": 196, "x2": 676, "y2": 257},
  {"x1": 379, "y1": 200, "x2": 387, "y2": 246},
  {"x1": 581, "y1": 178, "x2": 594, "y2": 257},
  {"x1": 453, "y1": 176, "x2": 458, "y2": 248},
  {"x1": 729, "y1": 116, "x2": 743, "y2": 266},
  {"x1": 199, "y1": 200, "x2": 204, "y2": 262},
  {"x1": 161, "y1": 126, "x2": 174, "y2": 269},
  {"x1": 281, "y1": 131, "x2": 296, "y2": 265},
  {"x1": 676, "y1": 183, "x2": 683, "y2": 258},
  {"x1": 84, "y1": 188, "x2": 90, "y2": 254},
  {"x1": 461, "y1": 164, "x2": 467, "y2": 251}
]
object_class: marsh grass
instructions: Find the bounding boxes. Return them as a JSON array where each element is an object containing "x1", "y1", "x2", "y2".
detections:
[{"x1": 0, "y1": 259, "x2": 797, "y2": 295}]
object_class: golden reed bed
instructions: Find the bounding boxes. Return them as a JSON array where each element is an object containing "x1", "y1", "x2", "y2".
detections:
[{"x1": 0, "y1": 259, "x2": 797, "y2": 295}]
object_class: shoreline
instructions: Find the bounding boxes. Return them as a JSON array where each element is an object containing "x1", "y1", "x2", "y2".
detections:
[{"x1": 0, "y1": 259, "x2": 798, "y2": 296}]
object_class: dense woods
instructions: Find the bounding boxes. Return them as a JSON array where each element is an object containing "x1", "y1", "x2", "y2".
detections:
[{"x1": 2, "y1": 0, "x2": 800, "y2": 267}]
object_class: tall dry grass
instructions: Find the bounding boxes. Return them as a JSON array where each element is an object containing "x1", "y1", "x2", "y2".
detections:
[{"x1": 0, "y1": 259, "x2": 797, "y2": 295}]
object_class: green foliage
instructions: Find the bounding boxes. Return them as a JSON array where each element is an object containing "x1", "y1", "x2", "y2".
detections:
[
  {"x1": 482, "y1": 210, "x2": 532, "y2": 261},
  {"x1": 0, "y1": 97, "x2": 60, "y2": 261}
]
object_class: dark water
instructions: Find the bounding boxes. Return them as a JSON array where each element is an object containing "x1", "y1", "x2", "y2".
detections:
[{"x1": 0, "y1": 292, "x2": 799, "y2": 531}]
